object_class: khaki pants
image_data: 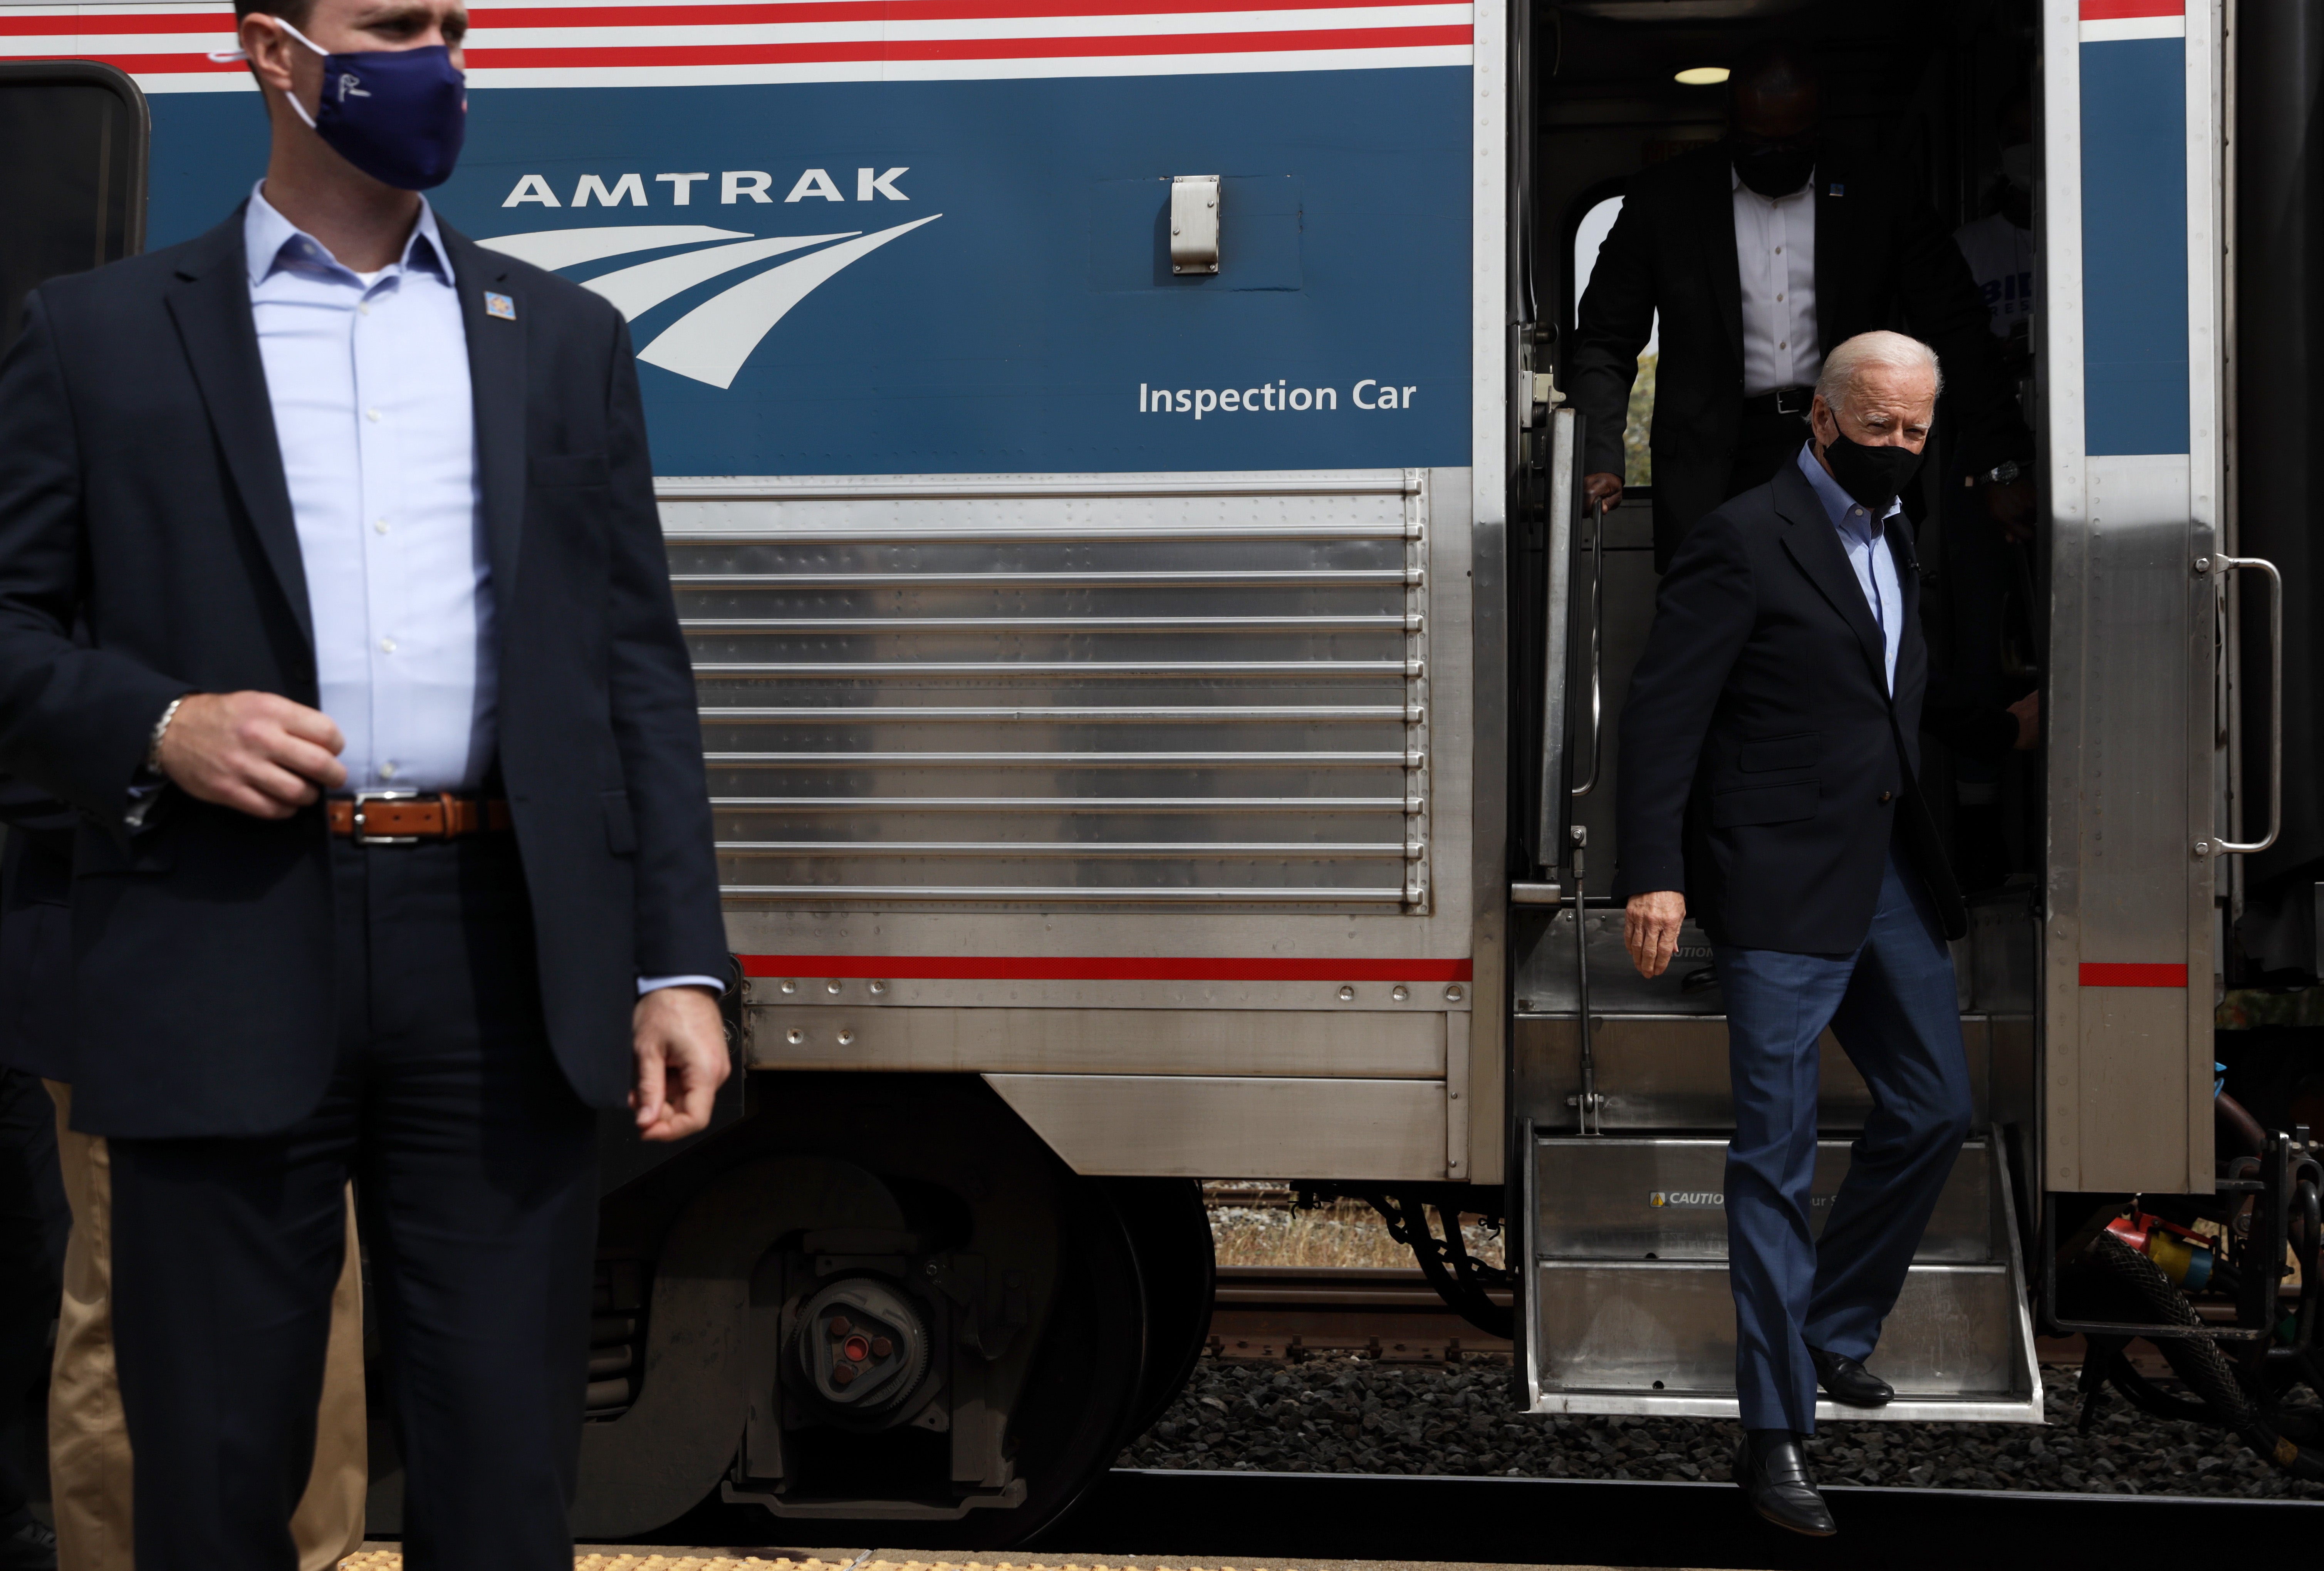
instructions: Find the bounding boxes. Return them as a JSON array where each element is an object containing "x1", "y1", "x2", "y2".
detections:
[{"x1": 45, "y1": 1082, "x2": 368, "y2": 1571}]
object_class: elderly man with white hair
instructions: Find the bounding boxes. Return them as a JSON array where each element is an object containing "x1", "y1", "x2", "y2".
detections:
[{"x1": 1614, "y1": 329, "x2": 1973, "y2": 1539}]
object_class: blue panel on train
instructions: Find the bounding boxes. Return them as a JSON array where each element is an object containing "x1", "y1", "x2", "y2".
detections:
[
  {"x1": 146, "y1": 72, "x2": 1472, "y2": 476},
  {"x1": 2079, "y1": 37, "x2": 2190, "y2": 458}
]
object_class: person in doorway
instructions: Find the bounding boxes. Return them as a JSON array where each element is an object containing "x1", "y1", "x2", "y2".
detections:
[
  {"x1": 1614, "y1": 332, "x2": 1974, "y2": 1537},
  {"x1": 0, "y1": 0, "x2": 732, "y2": 1565},
  {"x1": 1569, "y1": 39, "x2": 2007, "y2": 570}
]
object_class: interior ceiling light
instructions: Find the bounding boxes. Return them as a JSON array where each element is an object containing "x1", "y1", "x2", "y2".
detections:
[{"x1": 1674, "y1": 65, "x2": 1730, "y2": 85}]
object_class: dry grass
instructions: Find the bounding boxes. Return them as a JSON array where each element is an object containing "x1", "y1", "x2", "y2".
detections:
[{"x1": 1203, "y1": 1187, "x2": 1505, "y2": 1272}]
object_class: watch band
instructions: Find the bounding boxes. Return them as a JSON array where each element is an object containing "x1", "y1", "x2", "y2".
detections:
[{"x1": 145, "y1": 694, "x2": 190, "y2": 773}]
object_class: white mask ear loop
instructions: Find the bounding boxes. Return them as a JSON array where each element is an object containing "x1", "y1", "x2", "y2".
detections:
[{"x1": 208, "y1": 17, "x2": 328, "y2": 128}]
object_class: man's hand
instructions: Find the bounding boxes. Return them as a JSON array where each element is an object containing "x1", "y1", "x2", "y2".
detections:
[
  {"x1": 1623, "y1": 890, "x2": 1687, "y2": 979},
  {"x1": 158, "y1": 691, "x2": 347, "y2": 819},
  {"x1": 2009, "y1": 690, "x2": 2040, "y2": 751},
  {"x1": 631, "y1": 985, "x2": 731, "y2": 1142},
  {"x1": 1584, "y1": 472, "x2": 1624, "y2": 513}
]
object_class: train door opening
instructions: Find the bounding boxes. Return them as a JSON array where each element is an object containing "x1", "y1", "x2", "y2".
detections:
[{"x1": 1510, "y1": 0, "x2": 2066, "y2": 1422}]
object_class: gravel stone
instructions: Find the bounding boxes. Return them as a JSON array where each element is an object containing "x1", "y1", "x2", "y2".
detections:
[{"x1": 1117, "y1": 1358, "x2": 2324, "y2": 1501}]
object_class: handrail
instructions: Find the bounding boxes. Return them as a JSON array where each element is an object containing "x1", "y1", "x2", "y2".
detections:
[{"x1": 2207, "y1": 553, "x2": 2282, "y2": 856}]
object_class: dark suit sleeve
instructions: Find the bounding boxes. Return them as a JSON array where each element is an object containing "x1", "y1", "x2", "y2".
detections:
[
  {"x1": 600, "y1": 311, "x2": 729, "y2": 981},
  {"x1": 0, "y1": 292, "x2": 186, "y2": 835},
  {"x1": 1613, "y1": 510, "x2": 1756, "y2": 899},
  {"x1": 1891, "y1": 196, "x2": 2019, "y2": 470},
  {"x1": 1567, "y1": 192, "x2": 1659, "y2": 480}
]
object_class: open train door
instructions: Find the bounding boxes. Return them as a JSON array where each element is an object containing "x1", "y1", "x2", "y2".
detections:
[
  {"x1": 2035, "y1": 0, "x2": 2234, "y2": 1214},
  {"x1": 0, "y1": 62, "x2": 146, "y2": 351}
]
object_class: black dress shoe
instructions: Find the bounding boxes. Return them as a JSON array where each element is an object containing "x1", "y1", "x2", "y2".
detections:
[
  {"x1": 1809, "y1": 1345, "x2": 1895, "y2": 1407},
  {"x1": 1735, "y1": 1429, "x2": 1836, "y2": 1537},
  {"x1": 0, "y1": 1515, "x2": 56, "y2": 1571}
]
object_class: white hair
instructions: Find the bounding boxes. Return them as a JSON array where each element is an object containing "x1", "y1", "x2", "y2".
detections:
[{"x1": 1814, "y1": 330, "x2": 1943, "y2": 414}]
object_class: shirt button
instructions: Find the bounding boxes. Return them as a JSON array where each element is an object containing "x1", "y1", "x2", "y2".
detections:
[
  {"x1": 1878, "y1": 791, "x2": 1894, "y2": 803},
  {"x1": 1776, "y1": 293, "x2": 1784, "y2": 301},
  {"x1": 380, "y1": 761, "x2": 398, "y2": 780},
  {"x1": 1775, "y1": 246, "x2": 1783, "y2": 254},
  {"x1": 366, "y1": 409, "x2": 382, "y2": 423},
  {"x1": 379, "y1": 637, "x2": 397, "y2": 654},
  {"x1": 373, "y1": 518, "x2": 390, "y2": 534},
  {"x1": 357, "y1": 303, "x2": 370, "y2": 317}
]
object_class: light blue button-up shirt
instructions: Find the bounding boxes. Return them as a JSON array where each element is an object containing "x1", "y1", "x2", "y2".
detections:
[
  {"x1": 243, "y1": 188, "x2": 718, "y2": 998},
  {"x1": 1796, "y1": 441, "x2": 1904, "y2": 695},
  {"x1": 247, "y1": 184, "x2": 490, "y2": 794}
]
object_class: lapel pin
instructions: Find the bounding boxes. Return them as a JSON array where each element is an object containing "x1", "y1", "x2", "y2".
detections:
[
  {"x1": 485, "y1": 291, "x2": 516, "y2": 320},
  {"x1": 1827, "y1": 183, "x2": 1846, "y2": 197}
]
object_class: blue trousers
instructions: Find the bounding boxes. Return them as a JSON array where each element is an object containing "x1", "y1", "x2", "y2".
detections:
[{"x1": 1713, "y1": 846, "x2": 1973, "y2": 1432}]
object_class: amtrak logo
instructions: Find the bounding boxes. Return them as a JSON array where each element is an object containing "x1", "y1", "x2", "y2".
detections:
[{"x1": 478, "y1": 216, "x2": 941, "y2": 390}]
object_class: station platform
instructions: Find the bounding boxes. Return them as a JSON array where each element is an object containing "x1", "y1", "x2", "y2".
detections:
[{"x1": 341, "y1": 1551, "x2": 1617, "y2": 1571}]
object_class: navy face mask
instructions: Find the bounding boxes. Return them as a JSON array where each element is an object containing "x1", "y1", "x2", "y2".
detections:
[{"x1": 275, "y1": 18, "x2": 467, "y2": 190}]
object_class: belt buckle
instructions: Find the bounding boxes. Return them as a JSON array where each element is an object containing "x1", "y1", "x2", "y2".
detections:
[
  {"x1": 1775, "y1": 386, "x2": 1811, "y2": 416},
  {"x1": 351, "y1": 789, "x2": 421, "y2": 846}
]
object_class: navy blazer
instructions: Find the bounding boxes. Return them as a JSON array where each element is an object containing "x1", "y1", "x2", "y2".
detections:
[
  {"x1": 0, "y1": 207, "x2": 728, "y2": 1138},
  {"x1": 1614, "y1": 458, "x2": 1967, "y2": 954}
]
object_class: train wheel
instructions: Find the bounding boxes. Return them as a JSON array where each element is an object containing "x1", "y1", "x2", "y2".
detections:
[
  {"x1": 572, "y1": 1077, "x2": 1182, "y2": 1549},
  {"x1": 1109, "y1": 1178, "x2": 1216, "y2": 1440}
]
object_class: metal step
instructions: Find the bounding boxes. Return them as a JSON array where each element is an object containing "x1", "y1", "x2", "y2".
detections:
[
  {"x1": 1533, "y1": 1137, "x2": 1995, "y2": 1263},
  {"x1": 1522, "y1": 1129, "x2": 2042, "y2": 1423}
]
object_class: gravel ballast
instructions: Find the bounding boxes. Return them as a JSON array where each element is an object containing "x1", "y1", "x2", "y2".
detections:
[{"x1": 1119, "y1": 1358, "x2": 2324, "y2": 1501}]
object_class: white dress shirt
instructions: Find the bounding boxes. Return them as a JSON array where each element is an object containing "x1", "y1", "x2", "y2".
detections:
[
  {"x1": 1732, "y1": 167, "x2": 1821, "y2": 396},
  {"x1": 1795, "y1": 442, "x2": 1903, "y2": 694},
  {"x1": 243, "y1": 188, "x2": 719, "y2": 998}
]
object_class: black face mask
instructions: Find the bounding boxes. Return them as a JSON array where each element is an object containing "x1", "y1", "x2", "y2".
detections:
[
  {"x1": 1732, "y1": 137, "x2": 1817, "y2": 198},
  {"x1": 1819, "y1": 428, "x2": 1925, "y2": 511}
]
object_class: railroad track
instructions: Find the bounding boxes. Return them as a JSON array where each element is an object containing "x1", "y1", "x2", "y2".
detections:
[{"x1": 1206, "y1": 1265, "x2": 1510, "y2": 1363}]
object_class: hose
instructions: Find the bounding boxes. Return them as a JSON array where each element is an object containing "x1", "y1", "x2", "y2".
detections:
[{"x1": 2080, "y1": 1232, "x2": 2324, "y2": 1481}]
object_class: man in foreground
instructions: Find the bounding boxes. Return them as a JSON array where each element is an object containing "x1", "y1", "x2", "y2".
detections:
[
  {"x1": 1615, "y1": 331, "x2": 1974, "y2": 1536},
  {"x1": 0, "y1": 0, "x2": 731, "y2": 1564}
]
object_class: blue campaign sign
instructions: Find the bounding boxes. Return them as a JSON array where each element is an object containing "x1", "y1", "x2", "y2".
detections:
[{"x1": 147, "y1": 70, "x2": 1472, "y2": 477}]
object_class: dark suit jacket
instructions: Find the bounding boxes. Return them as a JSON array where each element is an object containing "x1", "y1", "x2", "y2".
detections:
[
  {"x1": 1569, "y1": 141, "x2": 2004, "y2": 569},
  {"x1": 1614, "y1": 459, "x2": 1967, "y2": 954},
  {"x1": 0, "y1": 207, "x2": 728, "y2": 1139}
]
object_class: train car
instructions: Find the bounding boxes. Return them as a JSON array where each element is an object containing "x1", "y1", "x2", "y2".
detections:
[{"x1": 0, "y1": 0, "x2": 2316, "y2": 1542}]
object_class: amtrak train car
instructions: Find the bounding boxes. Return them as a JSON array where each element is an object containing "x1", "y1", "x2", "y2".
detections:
[{"x1": 0, "y1": 0, "x2": 2318, "y2": 1542}]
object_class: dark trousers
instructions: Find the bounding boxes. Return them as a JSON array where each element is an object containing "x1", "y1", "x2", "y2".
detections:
[
  {"x1": 109, "y1": 836, "x2": 598, "y2": 1571},
  {"x1": 1712, "y1": 845, "x2": 1973, "y2": 1432},
  {"x1": 0, "y1": 1067, "x2": 66, "y2": 1527},
  {"x1": 1727, "y1": 400, "x2": 1812, "y2": 499}
]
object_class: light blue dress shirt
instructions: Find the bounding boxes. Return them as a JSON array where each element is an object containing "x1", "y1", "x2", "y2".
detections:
[
  {"x1": 243, "y1": 188, "x2": 719, "y2": 998},
  {"x1": 247, "y1": 185, "x2": 488, "y2": 795},
  {"x1": 1795, "y1": 442, "x2": 1904, "y2": 695}
]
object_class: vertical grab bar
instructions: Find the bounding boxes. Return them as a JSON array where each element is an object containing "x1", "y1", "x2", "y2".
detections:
[
  {"x1": 1571, "y1": 825, "x2": 1599, "y2": 1135},
  {"x1": 2208, "y1": 553, "x2": 2282, "y2": 856},
  {"x1": 1570, "y1": 497, "x2": 1605, "y2": 798}
]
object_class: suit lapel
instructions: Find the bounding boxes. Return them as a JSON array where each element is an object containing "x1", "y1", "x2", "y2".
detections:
[
  {"x1": 1812, "y1": 153, "x2": 1845, "y2": 354},
  {"x1": 1702, "y1": 151, "x2": 1745, "y2": 366},
  {"x1": 163, "y1": 210, "x2": 313, "y2": 650},
  {"x1": 1773, "y1": 461, "x2": 1891, "y2": 699},
  {"x1": 440, "y1": 222, "x2": 528, "y2": 611}
]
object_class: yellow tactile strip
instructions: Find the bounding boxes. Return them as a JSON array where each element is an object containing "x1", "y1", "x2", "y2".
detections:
[{"x1": 342, "y1": 1558, "x2": 1314, "y2": 1571}]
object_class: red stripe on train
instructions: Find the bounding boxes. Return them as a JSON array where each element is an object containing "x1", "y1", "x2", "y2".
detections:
[
  {"x1": 2078, "y1": 962, "x2": 2189, "y2": 988},
  {"x1": 466, "y1": 25, "x2": 1468, "y2": 64},
  {"x1": 13, "y1": 24, "x2": 1464, "y2": 71},
  {"x1": 0, "y1": 0, "x2": 1454, "y2": 39},
  {"x1": 741, "y1": 954, "x2": 1475, "y2": 981},
  {"x1": 2078, "y1": 0, "x2": 2183, "y2": 20}
]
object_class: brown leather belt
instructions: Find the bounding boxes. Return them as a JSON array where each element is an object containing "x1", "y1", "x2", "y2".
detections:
[{"x1": 327, "y1": 792, "x2": 513, "y2": 843}]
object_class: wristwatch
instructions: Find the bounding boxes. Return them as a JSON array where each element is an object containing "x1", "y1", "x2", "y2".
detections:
[{"x1": 1966, "y1": 459, "x2": 2024, "y2": 487}]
